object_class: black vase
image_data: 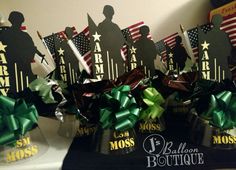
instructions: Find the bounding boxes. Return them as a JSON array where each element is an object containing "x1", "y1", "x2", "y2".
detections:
[
  {"x1": 188, "y1": 109, "x2": 236, "y2": 149},
  {"x1": 92, "y1": 126, "x2": 137, "y2": 155},
  {"x1": 136, "y1": 117, "x2": 165, "y2": 133}
]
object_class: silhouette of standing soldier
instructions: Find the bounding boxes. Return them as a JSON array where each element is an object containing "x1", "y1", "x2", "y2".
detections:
[
  {"x1": 165, "y1": 44, "x2": 175, "y2": 72},
  {"x1": 98, "y1": 5, "x2": 125, "y2": 78},
  {"x1": 198, "y1": 14, "x2": 232, "y2": 80},
  {"x1": 53, "y1": 27, "x2": 80, "y2": 85},
  {"x1": 0, "y1": 11, "x2": 45, "y2": 95},
  {"x1": 134, "y1": 25, "x2": 157, "y2": 77},
  {"x1": 172, "y1": 36, "x2": 190, "y2": 71}
]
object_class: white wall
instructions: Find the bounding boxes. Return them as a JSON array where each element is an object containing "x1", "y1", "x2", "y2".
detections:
[{"x1": 0, "y1": 0, "x2": 212, "y2": 58}]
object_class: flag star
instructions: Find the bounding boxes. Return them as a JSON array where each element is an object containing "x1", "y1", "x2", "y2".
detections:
[
  {"x1": 130, "y1": 46, "x2": 137, "y2": 54},
  {"x1": 92, "y1": 32, "x2": 101, "y2": 41},
  {"x1": 168, "y1": 52, "x2": 173, "y2": 58},
  {"x1": 58, "y1": 48, "x2": 64, "y2": 55},
  {"x1": 201, "y1": 41, "x2": 210, "y2": 50},
  {"x1": 0, "y1": 42, "x2": 7, "y2": 52}
]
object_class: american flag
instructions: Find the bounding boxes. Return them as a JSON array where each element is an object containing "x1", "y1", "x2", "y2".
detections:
[
  {"x1": 71, "y1": 27, "x2": 92, "y2": 70},
  {"x1": 0, "y1": 26, "x2": 26, "y2": 32},
  {"x1": 187, "y1": 14, "x2": 236, "y2": 58},
  {"x1": 43, "y1": 27, "x2": 78, "y2": 56},
  {"x1": 220, "y1": 13, "x2": 236, "y2": 47},
  {"x1": 70, "y1": 21, "x2": 150, "y2": 73},
  {"x1": 155, "y1": 32, "x2": 179, "y2": 61},
  {"x1": 121, "y1": 21, "x2": 151, "y2": 59},
  {"x1": 186, "y1": 24, "x2": 212, "y2": 59},
  {"x1": 220, "y1": 13, "x2": 236, "y2": 79},
  {"x1": 20, "y1": 26, "x2": 27, "y2": 32}
]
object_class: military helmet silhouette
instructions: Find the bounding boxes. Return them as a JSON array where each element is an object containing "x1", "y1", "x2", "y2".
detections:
[
  {"x1": 8, "y1": 11, "x2": 24, "y2": 26},
  {"x1": 140, "y1": 25, "x2": 150, "y2": 36},
  {"x1": 211, "y1": 14, "x2": 223, "y2": 28},
  {"x1": 103, "y1": 5, "x2": 114, "y2": 18},
  {"x1": 175, "y1": 36, "x2": 182, "y2": 44}
]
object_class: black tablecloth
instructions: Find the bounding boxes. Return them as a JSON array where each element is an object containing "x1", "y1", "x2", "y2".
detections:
[{"x1": 62, "y1": 123, "x2": 236, "y2": 170}]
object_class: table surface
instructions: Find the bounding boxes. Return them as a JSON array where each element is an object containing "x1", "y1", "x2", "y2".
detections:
[{"x1": 0, "y1": 116, "x2": 73, "y2": 170}]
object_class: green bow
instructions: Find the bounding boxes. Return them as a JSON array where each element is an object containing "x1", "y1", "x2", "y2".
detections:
[
  {"x1": 29, "y1": 78, "x2": 58, "y2": 104},
  {"x1": 201, "y1": 91, "x2": 236, "y2": 130},
  {"x1": 0, "y1": 96, "x2": 38, "y2": 145},
  {"x1": 140, "y1": 87, "x2": 165, "y2": 121},
  {"x1": 99, "y1": 85, "x2": 140, "y2": 131}
]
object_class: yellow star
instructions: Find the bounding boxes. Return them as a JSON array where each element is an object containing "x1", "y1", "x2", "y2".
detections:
[
  {"x1": 130, "y1": 46, "x2": 137, "y2": 54},
  {"x1": 57, "y1": 48, "x2": 64, "y2": 56},
  {"x1": 201, "y1": 41, "x2": 210, "y2": 50},
  {"x1": 92, "y1": 32, "x2": 101, "y2": 41},
  {"x1": 0, "y1": 41, "x2": 7, "y2": 52},
  {"x1": 168, "y1": 52, "x2": 173, "y2": 58}
]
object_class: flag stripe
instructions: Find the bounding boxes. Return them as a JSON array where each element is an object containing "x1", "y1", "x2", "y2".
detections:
[{"x1": 155, "y1": 32, "x2": 178, "y2": 61}]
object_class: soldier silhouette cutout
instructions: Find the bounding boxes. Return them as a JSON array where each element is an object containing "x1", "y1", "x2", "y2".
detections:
[
  {"x1": 165, "y1": 44, "x2": 175, "y2": 72},
  {"x1": 198, "y1": 14, "x2": 232, "y2": 80},
  {"x1": 134, "y1": 25, "x2": 157, "y2": 77},
  {"x1": 53, "y1": 27, "x2": 80, "y2": 85},
  {"x1": 172, "y1": 36, "x2": 190, "y2": 71},
  {"x1": 0, "y1": 11, "x2": 45, "y2": 95},
  {"x1": 98, "y1": 5, "x2": 126, "y2": 78}
]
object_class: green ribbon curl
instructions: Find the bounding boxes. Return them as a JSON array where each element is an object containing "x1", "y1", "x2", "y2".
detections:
[
  {"x1": 201, "y1": 91, "x2": 236, "y2": 130},
  {"x1": 140, "y1": 87, "x2": 165, "y2": 121},
  {"x1": 29, "y1": 78, "x2": 58, "y2": 104},
  {"x1": 0, "y1": 96, "x2": 38, "y2": 145},
  {"x1": 99, "y1": 85, "x2": 140, "y2": 131}
]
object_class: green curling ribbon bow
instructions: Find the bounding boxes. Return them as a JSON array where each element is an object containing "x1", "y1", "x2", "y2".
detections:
[
  {"x1": 201, "y1": 91, "x2": 236, "y2": 130},
  {"x1": 29, "y1": 78, "x2": 58, "y2": 104},
  {"x1": 0, "y1": 96, "x2": 38, "y2": 145},
  {"x1": 140, "y1": 87, "x2": 165, "y2": 121},
  {"x1": 99, "y1": 85, "x2": 140, "y2": 131}
]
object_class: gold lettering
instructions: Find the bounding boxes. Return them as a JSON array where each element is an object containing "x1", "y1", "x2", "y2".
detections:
[
  {"x1": 118, "y1": 140, "x2": 125, "y2": 149},
  {"x1": 0, "y1": 53, "x2": 7, "y2": 64},
  {"x1": 6, "y1": 152, "x2": 16, "y2": 163},
  {"x1": 0, "y1": 88, "x2": 9, "y2": 96},
  {"x1": 61, "y1": 74, "x2": 67, "y2": 82},
  {"x1": 96, "y1": 75, "x2": 104, "y2": 80},
  {"x1": 130, "y1": 54, "x2": 137, "y2": 62},
  {"x1": 222, "y1": 136, "x2": 229, "y2": 144},
  {"x1": 129, "y1": 138, "x2": 135, "y2": 147},
  {"x1": 202, "y1": 71, "x2": 210, "y2": 79},
  {"x1": 15, "y1": 150, "x2": 24, "y2": 161},
  {"x1": 213, "y1": 136, "x2": 221, "y2": 144},
  {"x1": 202, "y1": 61, "x2": 210, "y2": 71},
  {"x1": 202, "y1": 51, "x2": 209, "y2": 60},
  {"x1": 0, "y1": 76, "x2": 10, "y2": 87},
  {"x1": 110, "y1": 140, "x2": 119, "y2": 150},
  {"x1": 131, "y1": 63, "x2": 137, "y2": 69},
  {"x1": 94, "y1": 54, "x2": 103, "y2": 63},
  {"x1": 31, "y1": 145, "x2": 38, "y2": 156},
  {"x1": 228, "y1": 136, "x2": 234, "y2": 144},
  {"x1": 95, "y1": 64, "x2": 104, "y2": 74},
  {"x1": 94, "y1": 42, "x2": 101, "y2": 52},
  {"x1": 59, "y1": 56, "x2": 65, "y2": 64},
  {"x1": 169, "y1": 58, "x2": 173, "y2": 64},
  {"x1": 60, "y1": 65, "x2": 66, "y2": 73},
  {"x1": 24, "y1": 147, "x2": 32, "y2": 158},
  {"x1": 16, "y1": 137, "x2": 31, "y2": 148},
  {"x1": 0, "y1": 66, "x2": 9, "y2": 76}
]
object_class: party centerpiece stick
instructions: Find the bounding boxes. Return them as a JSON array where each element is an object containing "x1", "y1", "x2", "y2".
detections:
[
  {"x1": 37, "y1": 31, "x2": 55, "y2": 68},
  {"x1": 65, "y1": 35, "x2": 91, "y2": 75},
  {"x1": 180, "y1": 24, "x2": 196, "y2": 64},
  {"x1": 88, "y1": 5, "x2": 127, "y2": 80},
  {"x1": 198, "y1": 14, "x2": 232, "y2": 81},
  {"x1": 128, "y1": 25, "x2": 157, "y2": 77}
]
